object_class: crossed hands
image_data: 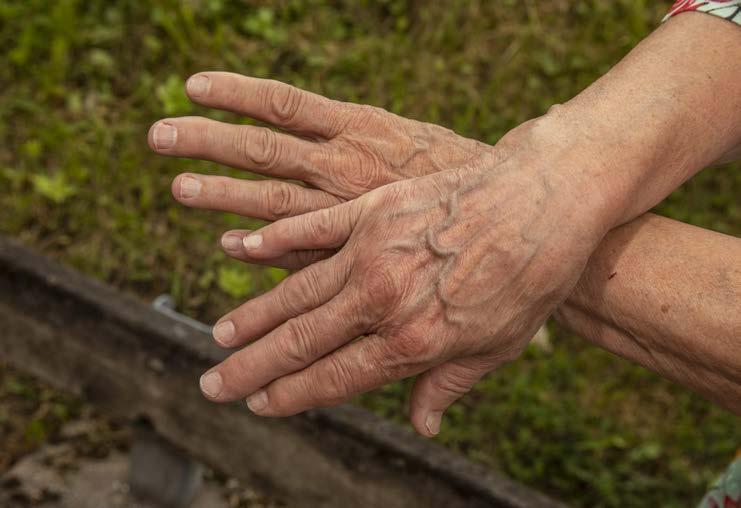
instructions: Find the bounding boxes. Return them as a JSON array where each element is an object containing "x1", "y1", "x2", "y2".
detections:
[{"x1": 149, "y1": 72, "x2": 609, "y2": 436}]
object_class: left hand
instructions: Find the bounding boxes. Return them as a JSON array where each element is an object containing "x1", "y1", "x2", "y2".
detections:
[
  {"x1": 197, "y1": 137, "x2": 610, "y2": 437},
  {"x1": 148, "y1": 72, "x2": 488, "y2": 268}
]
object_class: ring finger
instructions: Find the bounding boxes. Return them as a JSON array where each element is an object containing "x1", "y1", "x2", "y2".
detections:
[{"x1": 172, "y1": 173, "x2": 342, "y2": 221}]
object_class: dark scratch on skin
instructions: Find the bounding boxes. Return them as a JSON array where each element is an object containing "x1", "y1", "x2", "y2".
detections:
[{"x1": 608, "y1": 271, "x2": 617, "y2": 280}]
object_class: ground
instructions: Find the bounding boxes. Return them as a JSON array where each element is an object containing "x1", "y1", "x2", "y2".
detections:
[{"x1": 1, "y1": 1, "x2": 739, "y2": 507}]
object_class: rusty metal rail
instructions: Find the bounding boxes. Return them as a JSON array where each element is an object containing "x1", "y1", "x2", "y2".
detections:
[{"x1": 0, "y1": 236, "x2": 565, "y2": 508}]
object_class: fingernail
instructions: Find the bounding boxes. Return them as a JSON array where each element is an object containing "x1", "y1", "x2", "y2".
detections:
[
  {"x1": 243, "y1": 234, "x2": 263, "y2": 251},
  {"x1": 212, "y1": 320, "x2": 236, "y2": 346},
  {"x1": 153, "y1": 122, "x2": 177, "y2": 149},
  {"x1": 199, "y1": 371, "x2": 223, "y2": 398},
  {"x1": 425, "y1": 411, "x2": 442, "y2": 436},
  {"x1": 246, "y1": 390, "x2": 268, "y2": 413},
  {"x1": 221, "y1": 234, "x2": 244, "y2": 252},
  {"x1": 187, "y1": 74, "x2": 210, "y2": 97},
  {"x1": 180, "y1": 176, "x2": 201, "y2": 198}
]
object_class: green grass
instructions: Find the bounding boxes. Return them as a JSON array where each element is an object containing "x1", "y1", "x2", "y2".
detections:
[{"x1": 1, "y1": 1, "x2": 739, "y2": 506}]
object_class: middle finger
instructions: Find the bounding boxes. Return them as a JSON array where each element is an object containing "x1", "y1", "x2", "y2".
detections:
[{"x1": 202, "y1": 287, "x2": 367, "y2": 402}]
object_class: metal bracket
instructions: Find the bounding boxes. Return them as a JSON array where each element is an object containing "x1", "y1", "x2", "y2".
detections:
[
  {"x1": 134, "y1": 295, "x2": 211, "y2": 507},
  {"x1": 152, "y1": 294, "x2": 213, "y2": 335}
]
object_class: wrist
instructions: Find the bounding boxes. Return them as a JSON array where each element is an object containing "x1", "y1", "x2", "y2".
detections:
[
  {"x1": 508, "y1": 13, "x2": 741, "y2": 230},
  {"x1": 492, "y1": 112, "x2": 628, "y2": 237}
]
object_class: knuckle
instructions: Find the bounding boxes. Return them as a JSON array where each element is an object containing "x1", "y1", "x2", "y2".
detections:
[
  {"x1": 302, "y1": 147, "x2": 336, "y2": 188},
  {"x1": 267, "y1": 82, "x2": 304, "y2": 125},
  {"x1": 277, "y1": 276, "x2": 310, "y2": 316},
  {"x1": 430, "y1": 370, "x2": 475, "y2": 398},
  {"x1": 388, "y1": 328, "x2": 432, "y2": 362},
  {"x1": 349, "y1": 163, "x2": 383, "y2": 191},
  {"x1": 348, "y1": 104, "x2": 382, "y2": 128},
  {"x1": 333, "y1": 145, "x2": 383, "y2": 194},
  {"x1": 279, "y1": 268, "x2": 322, "y2": 315},
  {"x1": 315, "y1": 358, "x2": 353, "y2": 407},
  {"x1": 253, "y1": 128, "x2": 280, "y2": 169},
  {"x1": 323, "y1": 102, "x2": 351, "y2": 136},
  {"x1": 303, "y1": 209, "x2": 335, "y2": 244},
  {"x1": 306, "y1": 147, "x2": 330, "y2": 171},
  {"x1": 263, "y1": 181, "x2": 297, "y2": 219},
  {"x1": 279, "y1": 318, "x2": 318, "y2": 367},
  {"x1": 238, "y1": 127, "x2": 280, "y2": 169},
  {"x1": 357, "y1": 259, "x2": 401, "y2": 310}
]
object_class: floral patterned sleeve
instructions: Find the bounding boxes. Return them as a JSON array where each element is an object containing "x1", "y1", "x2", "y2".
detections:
[{"x1": 664, "y1": 0, "x2": 741, "y2": 25}]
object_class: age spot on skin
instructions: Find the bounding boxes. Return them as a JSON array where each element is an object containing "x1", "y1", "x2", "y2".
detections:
[{"x1": 661, "y1": 304, "x2": 670, "y2": 313}]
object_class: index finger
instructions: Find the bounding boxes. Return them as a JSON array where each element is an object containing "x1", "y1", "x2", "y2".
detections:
[
  {"x1": 185, "y1": 72, "x2": 349, "y2": 139},
  {"x1": 201, "y1": 289, "x2": 366, "y2": 402}
]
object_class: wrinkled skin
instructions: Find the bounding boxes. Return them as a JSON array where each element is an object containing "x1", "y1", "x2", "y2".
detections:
[
  {"x1": 153, "y1": 15, "x2": 741, "y2": 437},
  {"x1": 149, "y1": 72, "x2": 607, "y2": 436},
  {"x1": 148, "y1": 72, "x2": 489, "y2": 270},
  {"x1": 200, "y1": 151, "x2": 607, "y2": 436}
]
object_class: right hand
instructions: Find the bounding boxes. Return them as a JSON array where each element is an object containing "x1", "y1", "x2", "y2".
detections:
[{"x1": 198, "y1": 138, "x2": 610, "y2": 436}]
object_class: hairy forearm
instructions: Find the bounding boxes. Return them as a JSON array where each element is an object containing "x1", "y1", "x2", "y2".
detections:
[
  {"x1": 555, "y1": 213, "x2": 741, "y2": 413},
  {"x1": 534, "y1": 13, "x2": 741, "y2": 230}
]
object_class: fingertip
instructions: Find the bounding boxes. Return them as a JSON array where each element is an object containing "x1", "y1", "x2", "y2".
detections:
[
  {"x1": 245, "y1": 389, "x2": 269, "y2": 415},
  {"x1": 242, "y1": 234, "x2": 264, "y2": 252},
  {"x1": 171, "y1": 173, "x2": 202, "y2": 201},
  {"x1": 424, "y1": 411, "x2": 443, "y2": 437},
  {"x1": 146, "y1": 122, "x2": 159, "y2": 151},
  {"x1": 170, "y1": 173, "x2": 183, "y2": 200},
  {"x1": 239, "y1": 232, "x2": 282, "y2": 260},
  {"x1": 149, "y1": 120, "x2": 178, "y2": 151},
  {"x1": 212, "y1": 319, "x2": 237, "y2": 347},
  {"x1": 199, "y1": 369, "x2": 224, "y2": 401},
  {"x1": 410, "y1": 406, "x2": 441, "y2": 438},
  {"x1": 221, "y1": 230, "x2": 249, "y2": 254},
  {"x1": 185, "y1": 72, "x2": 211, "y2": 99}
]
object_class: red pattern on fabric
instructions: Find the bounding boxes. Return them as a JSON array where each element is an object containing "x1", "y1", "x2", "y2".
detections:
[
  {"x1": 665, "y1": 0, "x2": 741, "y2": 24},
  {"x1": 725, "y1": 496, "x2": 741, "y2": 508}
]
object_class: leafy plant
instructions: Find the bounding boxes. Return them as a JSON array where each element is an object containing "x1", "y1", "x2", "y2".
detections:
[
  {"x1": 217, "y1": 266, "x2": 252, "y2": 299},
  {"x1": 156, "y1": 74, "x2": 191, "y2": 116},
  {"x1": 0, "y1": 1, "x2": 737, "y2": 506},
  {"x1": 242, "y1": 7, "x2": 286, "y2": 44},
  {"x1": 31, "y1": 173, "x2": 77, "y2": 204}
]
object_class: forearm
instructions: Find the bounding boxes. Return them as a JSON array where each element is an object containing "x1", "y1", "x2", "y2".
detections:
[
  {"x1": 533, "y1": 13, "x2": 741, "y2": 230},
  {"x1": 716, "y1": 144, "x2": 741, "y2": 165},
  {"x1": 555, "y1": 213, "x2": 741, "y2": 413}
]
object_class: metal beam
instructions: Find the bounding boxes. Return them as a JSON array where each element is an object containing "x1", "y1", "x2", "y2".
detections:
[{"x1": 0, "y1": 236, "x2": 564, "y2": 508}]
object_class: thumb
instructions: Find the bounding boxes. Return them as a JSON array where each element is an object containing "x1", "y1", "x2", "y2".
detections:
[{"x1": 409, "y1": 359, "x2": 489, "y2": 438}]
